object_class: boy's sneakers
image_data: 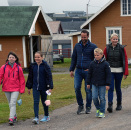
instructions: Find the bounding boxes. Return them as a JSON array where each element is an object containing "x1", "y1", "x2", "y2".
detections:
[
  {"x1": 40, "y1": 116, "x2": 50, "y2": 122},
  {"x1": 98, "y1": 112, "x2": 105, "y2": 118},
  {"x1": 96, "y1": 110, "x2": 100, "y2": 117},
  {"x1": 9, "y1": 118, "x2": 14, "y2": 125},
  {"x1": 77, "y1": 105, "x2": 84, "y2": 115},
  {"x1": 32, "y1": 117, "x2": 39, "y2": 124},
  {"x1": 85, "y1": 107, "x2": 91, "y2": 114}
]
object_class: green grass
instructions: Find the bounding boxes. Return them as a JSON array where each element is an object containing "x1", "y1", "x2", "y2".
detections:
[
  {"x1": 0, "y1": 70, "x2": 131, "y2": 123},
  {"x1": 53, "y1": 58, "x2": 71, "y2": 68}
]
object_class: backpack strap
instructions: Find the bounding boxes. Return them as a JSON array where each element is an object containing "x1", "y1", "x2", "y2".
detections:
[{"x1": 4, "y1": 64, "x2": 7, "y2": 73}]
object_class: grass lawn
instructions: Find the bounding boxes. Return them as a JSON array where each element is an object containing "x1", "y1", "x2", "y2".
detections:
[
  {"x1": 0, "y1": 70, "x2": 131, "y2": 123},
  {"x1": 53, "y1": 58, "x2": 71, "y2": 68}
]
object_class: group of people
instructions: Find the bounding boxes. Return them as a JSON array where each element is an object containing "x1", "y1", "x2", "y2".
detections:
[
  {"x1": 0, "y1": 30, "x2": 128, "y2": 126},
  {"x1": 0, "y1": 51, "x2": 53, "y2": 125},
  {"x1": 70, "y1": 30, "x2": 128, "y2": 118}
]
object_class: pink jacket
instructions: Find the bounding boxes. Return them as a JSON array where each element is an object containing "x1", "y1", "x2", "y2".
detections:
[{"x1": 0, "y1": 62, "x2": 25, "y2": 93}]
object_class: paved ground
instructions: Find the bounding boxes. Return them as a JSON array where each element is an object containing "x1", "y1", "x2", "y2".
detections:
[{"x1": 0, "y1": 85, "x2": 131, "y2": 130}]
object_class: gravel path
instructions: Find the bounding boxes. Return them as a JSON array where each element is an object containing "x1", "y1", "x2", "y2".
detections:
[{"x1": 0, "y1": 86, "x2": 131, "y2": 130}]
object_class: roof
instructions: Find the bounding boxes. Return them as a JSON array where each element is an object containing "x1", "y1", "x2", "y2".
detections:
[
  {"x1": 0, "y1": 6, "x2": 51, "y2": 36},
  {"x1": 81, "y1": 0, "x2": 115, "y2": 29},
  {"x1": 52, "y1": 34, "x2": 71, "y2": 40},
  {"x1": 61, "y1": 21, "x2": 85, "y2": 31},
  {"x1": 48, "y1": 21, "x2": 63, "y2": 34},
  {"x1": 52, "y1": 34, "x2": 71, "y2": 44}
]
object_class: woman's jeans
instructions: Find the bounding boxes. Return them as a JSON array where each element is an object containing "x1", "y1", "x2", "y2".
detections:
[
  {"x1": 92, "y1": 85, "x2": 106, "y2": 113},
  {"x1": 5, "y1": 92, "x2": 19, "y2": 119},
  {"x1": 33, "y1": 88, "x2": 48, "y2": 118},
  {"x1": 74, "y1": 69, "x2": 92, "y2": 108},
  {"x1": 108, "y1": 72, "x2": 123, "y2": 104}
]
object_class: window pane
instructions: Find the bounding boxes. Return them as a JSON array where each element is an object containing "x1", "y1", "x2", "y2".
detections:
[
  {"x1": 123, "y1": 0, "x2": 127, "y2": 15},
  {"x1": 115, "y1": 30, "x2": 120, "y2": 43},
  {"x1": 128, "y1": 0, "x2": 131, "y2": 14},
  {"x1": 107, "y1": 29, "x2": 121, "y2": 44}
]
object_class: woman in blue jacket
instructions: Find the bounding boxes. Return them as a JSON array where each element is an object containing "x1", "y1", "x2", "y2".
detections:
[{"x1": 26, "y1": 51, "x2": 53, "y2": 124}]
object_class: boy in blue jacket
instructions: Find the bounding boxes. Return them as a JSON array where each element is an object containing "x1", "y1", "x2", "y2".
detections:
[
  {"x1": 87, "y1": 48, "x2": 111, "y2": 118},
  {"x1": 26, "y1": 51, "x2": 53, "y2": 124}
]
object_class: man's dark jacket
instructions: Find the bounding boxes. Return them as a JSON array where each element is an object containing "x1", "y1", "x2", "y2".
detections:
[
  {"x1": 26, "y1": 60, "x2": 53, "y2": 91},
  {"x1": 69, "y1": 40, "x2": 97, "y2": 71}
]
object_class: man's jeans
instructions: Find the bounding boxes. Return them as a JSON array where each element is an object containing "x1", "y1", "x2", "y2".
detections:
[
  {"x1": 74, "y1": 69, "x2": 92, "y2": 108},
  {"x1": 92, "y1": 85, "x2": 106, "y2": 113},
  {"x1": 108, "y1": 72, "x2": 123, "y2": 103}
]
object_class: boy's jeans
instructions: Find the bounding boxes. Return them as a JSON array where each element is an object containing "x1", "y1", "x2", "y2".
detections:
[
  {"x1": 92, "y1": 85, "x2": 106, "y2": 113},
  {"x1": 74, "y1": 69, "x2": 92, "y2": 108},
  {"x1": 108, "y1": 72, "x2": 123, "y2": 103}
]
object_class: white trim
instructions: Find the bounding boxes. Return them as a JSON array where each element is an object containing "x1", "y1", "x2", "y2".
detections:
[
  {"x1": 28, "y1": 7, "x2": 41, "y2": 36},
  {"x1": 71, "y1": 37, "x2": 73, "y2": 53},
  {"x1": 89, "y1": 23, "x2": 91, "y2": 41},
  {"x1": 105, "y1": 26, "x2": 122, "y2": 44},
  {"x1": 78, "y1": 35, "x2": 81, "y2": 42},
  {"x1": 30, "y1": 36, "x2": 34, "y2": 63},
  {"x1": 81, "y1": 0, "x2": 115, "y2": 29},
  {"x1": 0, "y1": 44, "x2": 2, "y2": 51},
  {"x1": 22, "y1": 36, "x2": 27, "y2": 68}
]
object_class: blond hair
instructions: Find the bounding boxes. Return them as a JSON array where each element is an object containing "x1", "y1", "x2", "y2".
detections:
[
  {"x1": 110, "y1": 33, "x2": 118, "y2": 39},
  {"x1": 94, "y1": 48, "x2": 103, "y2": 55}
]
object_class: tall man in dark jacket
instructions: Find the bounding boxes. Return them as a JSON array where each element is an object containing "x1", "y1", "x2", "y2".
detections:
[{"x1": 70, "y1": 30, "x2": 97, "y2": 114}]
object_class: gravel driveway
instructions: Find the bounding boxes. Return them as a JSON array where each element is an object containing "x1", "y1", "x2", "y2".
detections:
[{"x1": 0, "y1": 85, "x2": 131, "y2": 130}]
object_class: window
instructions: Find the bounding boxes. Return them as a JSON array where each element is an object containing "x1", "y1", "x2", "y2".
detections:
[
  {"x1": 106, "y1": 27, "x2": 122, "y2": 44},
  {"x1": 121, "y1": 0, "x2": 131, "y2": 16}
]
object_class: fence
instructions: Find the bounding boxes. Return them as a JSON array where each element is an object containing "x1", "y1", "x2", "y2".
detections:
[{"x1": 53, "y1": 48, "x2": 71, "y2": 58}]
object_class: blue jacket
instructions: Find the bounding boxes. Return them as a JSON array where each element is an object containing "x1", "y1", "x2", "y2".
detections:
[
  {"x1": 26, "y1": 60, "x2": 53, "y2": 91},
  {"x1": 87, "y1": 56, "x2": 111, "y2": 86},
  {"x1": 69, "y1": 40, "x2": 97, "y2": 71}
]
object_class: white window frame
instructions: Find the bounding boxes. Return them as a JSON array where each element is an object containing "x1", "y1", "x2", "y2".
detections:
[
  {"x1": 0, "y1": 44, "x2": 2, "y2": 51},
  {"x1": 106, "y1": 27, "x2": 122, "y2": 45},
  {"x1": 121, "y1": 0, "x2": 131, "y2": 16}
]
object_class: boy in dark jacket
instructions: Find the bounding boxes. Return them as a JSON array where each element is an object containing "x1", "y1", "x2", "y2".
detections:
[
  {"x1": 87, "y1": 48, "x2": 111, "y2": 118},
  {"x1": 26, "y1": 51, "x2": 53, "y2": 124}
]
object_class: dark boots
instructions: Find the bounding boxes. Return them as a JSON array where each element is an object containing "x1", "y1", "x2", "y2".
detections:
[
  {"x1": 116, "y1": 103, "x2": 122, "y2": 111},
  {"x1": 107, "y1": 102, "x2": 113, "y2": 113}
]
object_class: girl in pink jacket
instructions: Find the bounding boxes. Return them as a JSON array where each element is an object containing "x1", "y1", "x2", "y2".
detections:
[{"x1": 0, "y1": 52, "x2": 25, "y2": 125}]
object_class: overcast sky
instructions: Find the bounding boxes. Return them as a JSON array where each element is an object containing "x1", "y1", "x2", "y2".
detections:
[{"x1": 0, "y1": 0, "x2": 110, "y2": 14}]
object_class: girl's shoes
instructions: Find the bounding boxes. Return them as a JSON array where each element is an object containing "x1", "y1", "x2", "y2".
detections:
[
  {"x1": 40, "y1": 116, "x2": 50, "y2": 122},
  {"x1": 32, "y1": 117, "x2": 39, "y2": 124},
  {"x1": 9, "y1": 118, "x2": 14, "y2": 125},
  {"x1": 13, "y1": 116, "x2": 17, "y2": 122}
]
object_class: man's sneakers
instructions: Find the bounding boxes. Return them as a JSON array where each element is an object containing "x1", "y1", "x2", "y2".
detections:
[
  {"x1": 9, "y1": 118, "x2": 14, "y2": 125},
  {"x1": 32, "y1": 117, "x2": 39, "y2": 124},
  {"x1": 96, "y1": 110, "x2": 100, "y2": 117},
  {"x1": 98, "y1": 112, "x2": 105, "y2": 118},
  {"x1": 40, "y1": 116, "x2": 50, "y2": 122},
  {"x1": 85, "y1": 107, "x2": 91, "y2": 114},
  {"x1": 77, "y1": 105, "x2": 84, "y2": 114}
]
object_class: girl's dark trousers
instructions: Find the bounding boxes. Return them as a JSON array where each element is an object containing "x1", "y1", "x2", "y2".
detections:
[{"x1": 33, "y1": 88, "x2": 48, "y2": 118}]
